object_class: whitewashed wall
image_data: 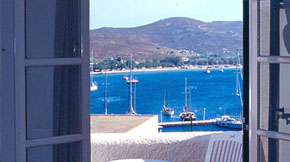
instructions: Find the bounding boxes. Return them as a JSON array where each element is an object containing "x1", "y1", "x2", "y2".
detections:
[
  {"x1": 91, "y1": 132, "x2": 217, "y2": 162},
  {"x1": 127, "y1": 115, "x2": 158, "y2": 134}
]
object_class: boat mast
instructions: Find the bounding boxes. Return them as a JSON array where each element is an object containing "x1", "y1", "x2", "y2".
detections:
[
  {"x1": 128, "y1": 54, "x2": 136, "y2": 114},
  {"x1": 189, "y1": 88, "x2": 191, "y2": 112},
  {"x1": 134, "y1": 81, "x2": 137, "y2": 112},
  {"x1": 185, "y1": 77, "x2": 187, "y2": 112},
  {"x1": 164, "y1": 77, "x2": 167, "y2": 107},
  {"x1": 104, "y1": 68, "x2": 108, "y2": 115},
  {"x1": 206, "y1": 53, "x2": 209, "y2": 68},
  {"x1": 236, "y1": 50, "x2": 240, "y2": 96},
  {"x1": 90, "y1": 50, "x2": 93, "y2": 81}
]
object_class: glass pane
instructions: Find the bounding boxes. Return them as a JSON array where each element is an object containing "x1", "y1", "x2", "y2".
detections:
[
  {"x1": 279, "y1": 2, "x2": 290, "y2": 57},
  {"x1": 26, "y1": 66, "x2": 81, "y2": 139},
  {"x1": 258, "y1": 136, "x2": 290, "y2": 162},
  {"x1": 258, "y1": 0, "x2": 270, "y2": 56},
  {"x1": 259, "y1": 63, "x2": 290, "y2": 134},
  {"x1": 25, "y1": 0, "x2": 80, "y2": 59},
  {"x1": 27, "y1": 142, "x2": 81, "y2": 162}
]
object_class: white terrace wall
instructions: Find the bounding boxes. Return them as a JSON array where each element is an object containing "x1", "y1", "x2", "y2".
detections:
[{"x1": 91, "y1": 132, "x2": 216, "y2": 162}]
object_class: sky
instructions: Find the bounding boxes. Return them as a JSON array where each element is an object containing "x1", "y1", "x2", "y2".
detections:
[{"x1": 90, "y1": 0, "x2": 242, "y2": 30}]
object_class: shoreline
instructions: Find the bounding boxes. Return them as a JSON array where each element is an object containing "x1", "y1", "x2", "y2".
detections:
[{"x1": 90, "y1": 65, "x2": 241, "y2": 75}]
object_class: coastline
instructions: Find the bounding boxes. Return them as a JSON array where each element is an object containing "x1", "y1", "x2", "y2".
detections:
[{"x1": 90, "y1": 65, "x2": 241, "y2": 75}]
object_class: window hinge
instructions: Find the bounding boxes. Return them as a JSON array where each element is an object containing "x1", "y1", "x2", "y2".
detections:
[{"x1": 243, "y1": 124, "x2": 249, "y2": 131}]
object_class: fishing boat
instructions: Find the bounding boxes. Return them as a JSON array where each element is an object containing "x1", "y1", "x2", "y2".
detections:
[
  {"x1": 90, "y1": 52, "x2": 98, "y2": 91},
  {"x1": 216, "y1": 115, "x2": 242, "y2": 129},
  {"x1": 127, "y1": 55, "x2": 138, "y2": 115},
  {"x1": 180, "y1": 77, "x2": 197, "y2": 121},
  {"x1": 161, "y1": 77, "x2": 174, "y2": 116}
]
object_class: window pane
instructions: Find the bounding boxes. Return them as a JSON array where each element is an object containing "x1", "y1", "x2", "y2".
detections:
[
  {"x1": 258, "y1": 0, "x2": 270, "y2": 56},
  {"x1": 258, "y1": 136, "x2": 290, "y2": 162},
  {"x1": 27, "y1": 142, "x2": 81, "y2": 162},
  {"x1": 26, "y1": 66, "x2": 81, "y2": 139},
  {"x1": 259, "y1": 63, "x2": 290, "y2": 134},
  {"x1": 25, "y1": 0, "x2": 80, "y2": 58}
]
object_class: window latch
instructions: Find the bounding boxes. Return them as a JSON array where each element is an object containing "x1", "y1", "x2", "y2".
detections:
[{"x1": 274, "y1": 107, "x2": 290, "y2": 125}]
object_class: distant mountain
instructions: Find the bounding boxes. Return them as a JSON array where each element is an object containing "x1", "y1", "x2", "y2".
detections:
[{"x1": 90, "y1": 17, "x2": 242, "y2": 61}]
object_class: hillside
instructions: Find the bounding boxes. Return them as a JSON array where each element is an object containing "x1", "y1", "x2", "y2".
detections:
[{"x1": 90, "y1": 17, "x2": 242, "y2": 61}]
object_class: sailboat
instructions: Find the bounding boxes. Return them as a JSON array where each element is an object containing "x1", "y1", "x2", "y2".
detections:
[
  {"x1": 235, "y1": 51, "x2": 242, "y2": 97},
  {"x1": 216, "y1": 51, "x2": 243, "y2": 129},
  {"x1": 104, "y1": 70, "x2": 108, "y2": 115},
  {"x1": 90, "y1": 51, "x2": 98, "y2": 91},
  {"x1": 180, "y1": 77, "x2": 197, "y2": 121},
  {"x1": 204, "y1": 53, "x2": 211, "y2": 74},
  {"x1": 161, "y1": 77, "x2": 174, "y2": 116},
  {"x1": 127, "y1": 55, "x2": 138, "y2": 115},
  {"x1": 126, "y1": 56, "x2": 139, "y2": 84}
]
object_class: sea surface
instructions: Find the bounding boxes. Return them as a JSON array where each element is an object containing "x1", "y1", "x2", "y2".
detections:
[{"x1": 90, "y1": 68, "x2": 243, "y2": 132}]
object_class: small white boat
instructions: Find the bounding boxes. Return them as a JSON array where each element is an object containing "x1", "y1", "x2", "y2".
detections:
[
  {"x1": 220, "y1": 69, "x2": 224, "y2": 72},
  {"x1": 205, "y1": 68, "x2": 211, "y2": 74},
  {"x1": 90, "y1": 82, "x2": 98, "y2": 91},
  {"x1": 123, "y1": 76, "x2": 129, "y2": 80},
  {"x1": 216, "y1": 115, "x2": 242, "y2": 129},
  {"x1": 126, "y1": 79, "x2": 139, "y2": 84},
  {"x1": 180, "y1": 111, "x2": 197, "y2": 121}
]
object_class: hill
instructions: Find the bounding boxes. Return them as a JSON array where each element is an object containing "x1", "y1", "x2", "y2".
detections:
[{"x1": 90, "y1": 17, "x2": 242, "y2": 61}]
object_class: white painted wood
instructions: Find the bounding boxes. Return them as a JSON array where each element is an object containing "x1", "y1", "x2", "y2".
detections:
[
  {"x1": 25, "y1": 134, "x2": 84, "y2": 147},
  {"x1": 257, "y1": 130, "x2": 290, "y2": 141},
  {"x1": 205, "y1": 132, "x2": 242, "y2": 162},
  {"x1": 249, "y1": 0, "x2": 259, "y2": 162},
  {"x1": 81, "y1": 0, "x2": 91, "y2": 161},
  {"x1": 257, "y1": 56, "x2": 290, "y2": 63},
  {"x1": 14, "y1": 0, "x2": 26, "y2": 161},
  {"x1": 110, "y1": 160, "x2": 172, "y2": 162},
  {"x1": 250, "y1": 0, "x2": 290, "y2": 161},
  {"x1": 4, "y1": 0, "x2": 91, "y2": 161}
]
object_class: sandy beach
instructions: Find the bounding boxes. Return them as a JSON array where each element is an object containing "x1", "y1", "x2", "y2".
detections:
[{"x1": 90, "y1": 65, "x2": 240, "y2": 75}]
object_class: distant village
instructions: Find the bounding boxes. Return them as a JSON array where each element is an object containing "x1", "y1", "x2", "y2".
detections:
[{"x1": 91, "y1": 49, "x2": 243, "y2": 72}]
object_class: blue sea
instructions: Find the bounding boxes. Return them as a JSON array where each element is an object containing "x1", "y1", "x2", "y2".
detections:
[{"x1": 90, "y1": 68, "x2": 243, "y2": 132}]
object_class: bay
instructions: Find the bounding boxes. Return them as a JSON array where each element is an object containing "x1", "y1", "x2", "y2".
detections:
[{"x1": 90, "y1": 68, "x2": 243, "y2": 131}]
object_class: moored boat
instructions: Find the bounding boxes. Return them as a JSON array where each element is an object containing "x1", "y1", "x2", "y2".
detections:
[
  {"x1": 90, "y1": 52, "x2": 98, "y2": 91},
  {"x1": 161, "y1": 77, "x2": 174, "y2": 116},
  {"x1": 162, "y1": 105, "x2": 174, "y2": 116},
  {"x1": 179, "y1": 77, "x2": 197, "y2": 121},
  {"x1": 180, "y1": 111, "x2": 197, "y2": 121},
  {"x1": 90, "y1": 82, "x2": 98, "y2": 91},
  {"x1": 216, "y1": 115, "x2": 242, "y2": 129}
]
